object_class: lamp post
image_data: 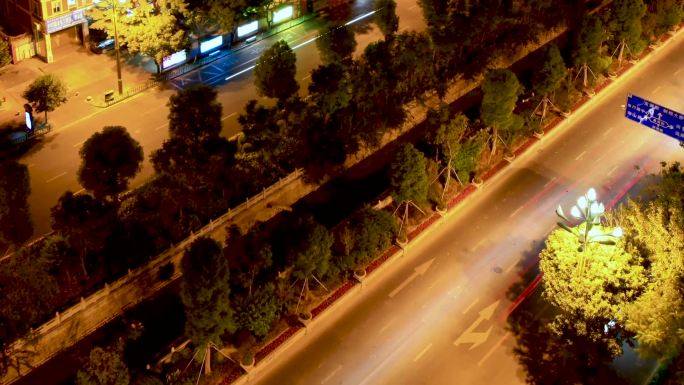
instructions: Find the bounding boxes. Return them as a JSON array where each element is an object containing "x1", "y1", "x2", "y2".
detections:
[
  {"x1": 112, "y1": 2, "x2": 123, "y2": 96},
  {"x1": 555, "y1": 187, "x2": 623, "y2": 275},
  {"x1": 93, "y1": 0, "x2": 124, "y2": 95}
]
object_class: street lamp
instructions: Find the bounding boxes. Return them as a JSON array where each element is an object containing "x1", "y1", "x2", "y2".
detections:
[
  {"x1": 555, "y1": 187, "x2": 623, "y2": 274},
  {"x1": 93, "y1": 0, "x2": 125, "y2": 95}
]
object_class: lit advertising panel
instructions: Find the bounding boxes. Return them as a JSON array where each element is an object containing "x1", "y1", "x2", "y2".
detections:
[
  {"x1": 237, "y1": 21, "x2": 258, "y2": 37},
  {"x1": 200, "y1": 35, "x2": 223, "y2": 54},
  {"x1": 273, "y1": 6, "x2": 293, "y2": 24},
  {"x1": 162, "y1": 50, "x2": 187, "y2": 70}
]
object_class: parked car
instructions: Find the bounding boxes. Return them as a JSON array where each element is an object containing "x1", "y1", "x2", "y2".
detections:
[{"x1": 90, "y1": 38, "x2": 116, "y2": 54}]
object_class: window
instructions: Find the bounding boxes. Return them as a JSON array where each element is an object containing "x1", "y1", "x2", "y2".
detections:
[
  {"x1": 68, "y1": 0, "x2": 76, "y2": 7},
  {"x1": 52, "y1": 1, "x2": 62, "y2": 14}
]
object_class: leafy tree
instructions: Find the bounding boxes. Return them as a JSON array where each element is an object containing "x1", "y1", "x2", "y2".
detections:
[
  {"x1": 290, "y1": 219, "x2": 334, "y2": 300},
  {"x1": 316, "y1": 24, "x2": 357, "y2": 65},
  {"x1": 0, "y1": 243, "x2": 58, "y2": 344},
  {"x1": 539, "y1": 227, "x2": 646, "y2": 353},
  {"x1": 78, "y1": 126, "x2": 144, "y2": 201},
  {"x1": 642, "y1": 0, "x2": 683, "y2": 37},
  {"x1": 179, "y1": 237, "x2": 235, "y2": 372},
  {"x1": 0, "y1": 38, "x2": 10, "y2": 66},
  {"x1": 337, "y1": 206, "x2": 398, "y2": 270},
  {"x1": 609, "y1": 0, "x2": 647, "y2": 65},
  {"x1": 152, "y1": 86, "x2": 235, "y2": 219},
  {"x1": 89, "y1": 0, "x2": 189, "y2": 65},
  {"x1": 479, "y1": 69, "x2": 523, "y2": 157},
  {"x1": 76, "y1": 346, "x2": 130, "y2": 385},
  {"x1": 452, "y1": 130, "x2": 488, "y2": 183},
  {"x1": 0, "y1": 161, "x2": 33, "y2": 247},
  {"x1": 22, "y1": 74, "x2": 67, "y2": 123},
  {"x1": 390, "y1": 31, "x2": 437, "y2": 101},
  {"x1": 253, "y1": 40, "x2": 299, "y2": 101},
  {"x1": 51, "y1": 192, "x2": 113, "y2": 279},
  {"x1": 236, "y1": 283, "x2": 279, "y2": 338},
  {"x1": 309, "y1": 63, "x2": 352, "y2": 120},
  {"x1": 166, "y1": 84, "x2": 222, "y2": 142},
  {"x1": 375, "y1": 0, "x2": 399, "y2": 40},
  {"x1": 572, "y1": 14, "x2": 606, "y2": 87},
  {"x1": 389, "y1": 143, "x2": 428, "y2": 204},
  {"x1": 610, "y1": 199, "x2": 684, "y2": 358},
  {"x1": 532, "y1": 43, "x2": 566, "y2": 119}
]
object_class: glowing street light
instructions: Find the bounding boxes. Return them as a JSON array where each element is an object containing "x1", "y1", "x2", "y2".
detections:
[{"x1": 556, "y1": 187, "x2": 623, "y2": 274}]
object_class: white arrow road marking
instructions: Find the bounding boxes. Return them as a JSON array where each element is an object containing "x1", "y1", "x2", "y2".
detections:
[
  {"x1": 321, "y1": 365, "x2": 342, "y2": 384},
  {"x1": 413, "y1": 343, "x2": 432, "y2": 362},
  {"x1": 388, "y1": 258, "x2": 435, "y2": 298},
  {"x1": 453, "y1": 300, "x2": 500, "y2": 350}
]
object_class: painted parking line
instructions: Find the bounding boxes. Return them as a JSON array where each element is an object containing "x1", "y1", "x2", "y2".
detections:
[
  {"x1": 321, "y1": 365, "x2": 342, "y2": 384},
  {"x1": 221, "y1": 112, "x2": 236, "y2": 121}
]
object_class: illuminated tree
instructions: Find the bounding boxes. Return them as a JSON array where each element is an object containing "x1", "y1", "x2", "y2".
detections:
[
  {"x1": 389, "y1": 143, "x2": 428, "y2": 205},
  {"x1": 542, "y1": 189, "x2": 646, "y2": 353},
  {"x1": 236, "y1": 283, "x2": 279, "y2": 338},
  {"x1": 608, "y1": 0, "x2": 647, "y2": 66},
  {"x1": 290, "y1": 218, "x2": 334, "y2": 304},
  {"x1": 22, "y1": 74, "x2": 67, "y2": 123},
  {"x1": 531, "y1": 43, "x2": 566, "y2": 121},
  {"x1": 316, "y1": 24, "x2": 357, "y2": 65},
  {"x1": 89, "y1": 0, "x2": 189, "y2": 65},
  {"x1": 479, "y1": 69, "x2": 524, "y2": 158},
  {"x1": 0, "y1": 38, "x2": 10, "y2": 67},
  {"x1": 572, "y1": 14, "x2": 605, "y2": 88}
]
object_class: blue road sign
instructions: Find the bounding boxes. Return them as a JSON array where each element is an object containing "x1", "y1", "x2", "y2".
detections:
[{"x1": 625, "y1": 94, "x2": 684, "y2": 141}]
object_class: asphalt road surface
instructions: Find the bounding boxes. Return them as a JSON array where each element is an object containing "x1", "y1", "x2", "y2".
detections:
[
  {"x1": 248, "y1": 30, "x2": 684, "y2": 385},
  {"x1": 18, "y1": 0, "x2": 426, "y2": 237}
]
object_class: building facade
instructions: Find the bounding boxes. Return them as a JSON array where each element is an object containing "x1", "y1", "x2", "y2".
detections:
[{"x1": 0, "y1": 0, "x2": 93, "y2": 63}]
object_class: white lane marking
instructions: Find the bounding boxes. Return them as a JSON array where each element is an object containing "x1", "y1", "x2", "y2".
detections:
[
  {"x1": 408, "y1": 4, "x2": 417, "y2": 9},
  {"x1": 675, "y1": 68, "x2": 682, "y2": 76},
  {"x1": 321, "y1": 365, "x2": 342, "y2": 384},
  {"x1": 505, "y1": 259, "x2": 517, "y2": 274},
  {"x1": 154, "y1": 122, "x2": 167, "y2": 131},
  {"x1": 607, "y1": 165, "x2": 618, "y2": 176},
  {"x1": 379, "y1": 318, "x2": 394, "y2": 334},
  {"x1": 575, "y1": 150, "x2": 587, "y2": 161},
  {"x1": 45, "y1": 172, "x2": 67, "y2": 183},
  {"x1": 543, "y1": 176, "x2": 557, "y2": 187},
  {"x1": 509, "y1": 205, "x2": 523, "y2": 218},
  {"x1": 603, "y1": 126, "x2": 613, "y2": 137},
  {"x1": 221, "y1": 112, "x2": 236, "y2": 121},
  {"x1": 448, "y1": 285, "x2": 464, "y2": 298},
  {"x1": 477, "y1": 333, "x2": 510, "y2": 367},
  {"x1": 652, "y1": 85, "x2": 662, "y2": 95},
  {"x1": 72, "y1": 140, "x2": 85, "y2": 148},
  {"x1": 462, "y1": 297, "x2": 480, "y2": 314},
  {"x1": 413, "y1": 343, "x2": 432, "y2": 362},
  {"x1": 301, "y1": 74, "x2": 311, "y2": 81},
  {"x1": 74, "y1": 188, "x2": 85, "y2": 195}
]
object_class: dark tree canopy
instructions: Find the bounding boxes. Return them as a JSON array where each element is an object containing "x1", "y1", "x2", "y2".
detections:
[
  {"x1": 75, "y1": 346, "x2": 130, "y2": 385},
  {"x1": 389, "y1": 143, "x2": 428, "y2": 204},
  {"x1": 532, "y1": 43, "x2": 567, "y2": 99},
  {"x1": 572, "y1": 14, "x2": 605, "y2": 72},
  {"x1": 22, "y1": 74, "x2": 67, "y2": 122},
  {"x1": 375, "y1": 0, "x2": 399, "y2": 39},
  {"x1": 78, "y1": 126, "x2": 144, "y2": 201},
  {"x1": 254, "y1": 40, "x2": 299, "y2": 101},
  {"x1": 316, "y1": 24, "x2": 357, "y2": 65},
  {"x1": 180, "y1": 237, "x2": 236, "y2": 349},
  {"x1": 0, "y1": 161, "x2": 33, "y2": 246},
  {"x1": 609, "y1": 0, "x2": 647, "y2": 53},
  {"x1": 167, "y1": 84, "x2": 223, "y2": 142},
  {"x1": 51, "y1": 191, "x2": 113, "y2": 278}
]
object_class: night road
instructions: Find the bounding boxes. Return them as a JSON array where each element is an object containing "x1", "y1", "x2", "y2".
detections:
[
  {"x1": 15, "y1": 0, "x2": 426, "y2": 238},
  {"x1": 246, "y1": 29, "x2": 684, "y2": 385}
]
